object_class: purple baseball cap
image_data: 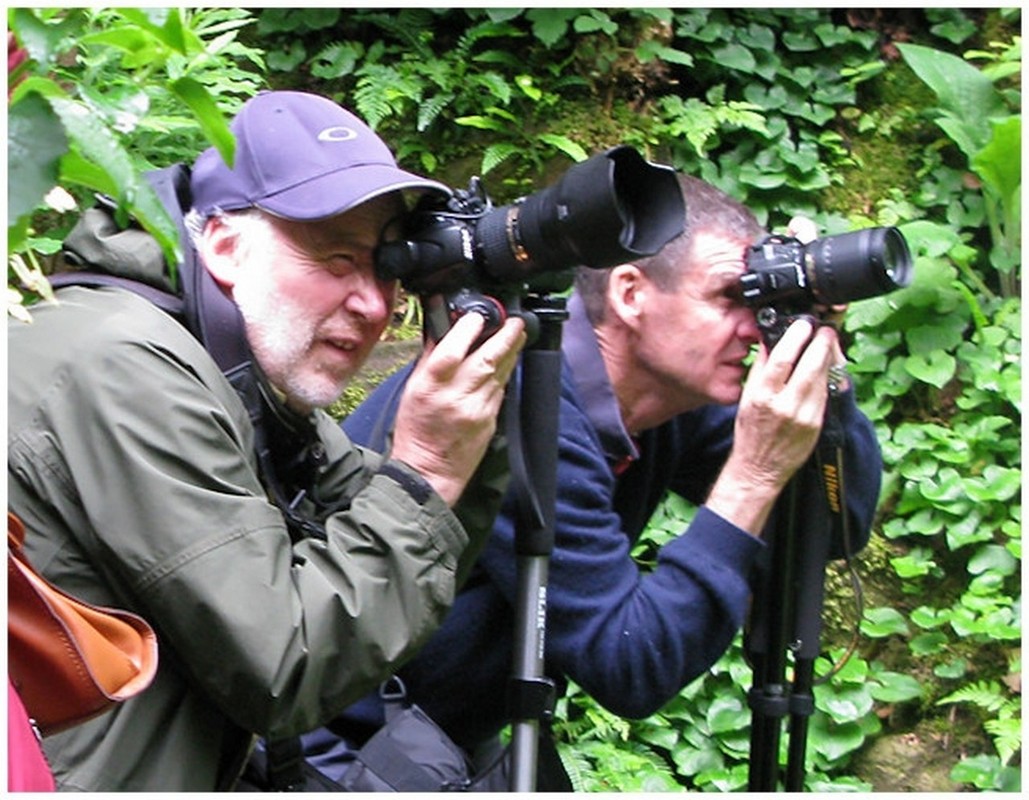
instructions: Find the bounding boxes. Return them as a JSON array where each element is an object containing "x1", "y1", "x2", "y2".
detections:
[{"x1": 191, "y1": 91, "x2": 448, "y2": 221}]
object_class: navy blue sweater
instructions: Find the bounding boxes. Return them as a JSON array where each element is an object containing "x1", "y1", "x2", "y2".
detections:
[{"x1": 304, "y1": 294, "x2": 881, "y2": 774}]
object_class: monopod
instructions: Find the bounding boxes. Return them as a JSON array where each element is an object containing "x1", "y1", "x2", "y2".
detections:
[{"x1": 504, "y1": 296, "x2": 568, "y2": 792}]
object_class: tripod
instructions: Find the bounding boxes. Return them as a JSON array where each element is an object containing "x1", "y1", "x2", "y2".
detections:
[
  {"x1": 503, "y1": 295, "x2": 568, "y2": 792},
  {"x1": 745, "y1": 391, "x2": 848, "y2": 792}
]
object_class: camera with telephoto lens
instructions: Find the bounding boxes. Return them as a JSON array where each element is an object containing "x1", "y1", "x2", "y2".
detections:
[
  {"x1": 740, "y1": 226, "x2": 913, "y2": 348},
  {"x1": 375, "y1": 145, "x2": 685, "y2": 343}
]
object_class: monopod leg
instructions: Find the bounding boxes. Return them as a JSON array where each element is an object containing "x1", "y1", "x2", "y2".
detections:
[{"x1": 507, "y1": 299, "x2": 567, "y2": 791}]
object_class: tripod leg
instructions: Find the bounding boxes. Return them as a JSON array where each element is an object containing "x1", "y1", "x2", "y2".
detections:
[
  {"x1": 747, "y1": 482, "x2": 801, "y2": 791},
  {"x1": 785, "y1": 657, "x2": 816, "y2": 792}
]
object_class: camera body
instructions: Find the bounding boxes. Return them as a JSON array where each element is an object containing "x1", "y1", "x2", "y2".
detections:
[
  {"x1": 375, "y1": 146, "x2": 685, "y2": 342},
  {"x1": 740, "y1": 226, "x2": 913, "y2": 347}
]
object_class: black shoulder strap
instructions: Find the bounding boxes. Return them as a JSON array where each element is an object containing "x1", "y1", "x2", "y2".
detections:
[
  {"x1": 48, "y1": 271, "x2": 183, "y2": 316},
  {"x1": 55, "y1": 166, "x2": 330, "y2": 544}
]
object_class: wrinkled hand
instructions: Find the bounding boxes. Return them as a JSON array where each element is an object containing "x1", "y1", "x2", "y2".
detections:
[
  {"x1": 706, "y1": 318, "x2": 837, "y2": 535},
  {"x1": 390, "y1": 313, "x2": 526, "y2": 506}
]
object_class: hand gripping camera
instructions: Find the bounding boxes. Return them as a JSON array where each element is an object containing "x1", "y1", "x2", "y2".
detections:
[
  {"x1": 740, "y1": 226, "x2": 913, "y2": 348},
  {"x1": 375, "y1": 146, "x2": 685, "y2": 343}
]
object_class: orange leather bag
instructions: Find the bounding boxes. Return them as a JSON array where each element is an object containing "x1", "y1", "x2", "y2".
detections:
[{"x1": 7, "y1": 512, "x2": 159, "y2": 735}]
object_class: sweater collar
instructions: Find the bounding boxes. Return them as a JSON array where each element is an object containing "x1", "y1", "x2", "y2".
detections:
[{"x1": 563, "y1": 293, "x2": 639, "y2": 468}]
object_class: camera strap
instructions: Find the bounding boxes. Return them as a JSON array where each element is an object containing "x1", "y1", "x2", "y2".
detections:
[{"x1": 55, "y1": 165, "x2": 331, "y2": 545}]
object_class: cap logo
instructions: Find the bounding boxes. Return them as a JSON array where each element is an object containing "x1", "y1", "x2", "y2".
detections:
[{"x1": 317, "y1": 126, "x2": 359, "y2": 142}]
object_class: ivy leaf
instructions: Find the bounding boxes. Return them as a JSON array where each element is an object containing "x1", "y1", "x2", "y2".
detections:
[
  {"x1": 526, "y1": 8, "x2": 575, "y2": 48},
  {"x1": 870, "y1": 672, "x2": 924, "y2": 703},
  {"x1": 706, "y1": 695, "x2": 748, "y2": 734},
  {"x1": 932, "y1": 658, "x2": 968, "y2": 678},
  {"x1": 909, "y1": 606, "x2": 953, "y2": 629},
  {"x1": 817, "y1": 685, "x2": 874, "y2": 723},
  {"x1": 709, "y1": 43, "x2": 756, "y2": 74},
  {"x1": 967, "y1": 544, "x2": 1018, "y2": 577},
  {"x1": 965, "y1": 466, "x2": 1022, "y2": 503},
  {"x1": 806, "y1": 716, "x2": 867, "y2": 762},
  {"x1": 861, "y1": 607, "x2": 910, "y2": 638},
  {"x1": 905, "y1": 321, "x2": 965, "y2": 355},
  {"x1": 904, "y1": 351, "x2": 956, "y2": 388},
  {"x1": 910, "y1": 631, "x2": 948, "y2": 655}
]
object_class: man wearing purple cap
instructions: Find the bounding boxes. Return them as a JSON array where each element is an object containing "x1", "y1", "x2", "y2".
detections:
[{"x1": 8, "y1": 91, "x2": 525, "y2": 791}]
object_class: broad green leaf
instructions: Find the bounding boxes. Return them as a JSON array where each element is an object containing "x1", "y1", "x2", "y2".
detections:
[
  {"x1": 538, "y1": 134, "x2": 588, "y2": 163},
  {"x1": 710, "y1": 43, "x2": 757, "y2": 74},
  {"x1": 932, "y1": 658, "x2": 968, "y2": 679},
  {"x1": 170, "y1": 77, "x2": 235, "y2": 167},
  {"x1": 909, "y1": 605, "x2": 953, "y2": 629},
  {"x1": 672, "y1": 743, "x2": 723, "y2": 776},
  {"x1": 897, "y1": 43, "x2": 1005, "y2": 154},
  {"x1": 972, "y1": 115, "x2": 1021, "y2": 208},
  {"x1": 455, "y1": 115, "x2": 508, "y2": 133},
  {"x1": 817, "y1": 685, "x2": 874, "y2": 723},
  {"x1": 50, "y1": 97, "x2": 180, "y2": 268},
  {"x1": 7, "y1": 91, "x2": 68, "y2": 228},
  {"x1": 10, "y1": 7, "x2": 86, "y2": 68}
]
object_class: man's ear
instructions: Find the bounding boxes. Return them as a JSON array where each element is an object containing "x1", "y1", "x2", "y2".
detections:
[
  {"x1": 606, "y1": 263, "x2": 646, "y2": 330},
  {"x1": 196, "y1": 216, "x2": 243, "y2": 291}
]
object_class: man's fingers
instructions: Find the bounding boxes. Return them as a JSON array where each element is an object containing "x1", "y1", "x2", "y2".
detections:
[
  {"x1": 786, "y1": 215, "x2": 818, "y2": 245},
  {"x1": 430, "y1": 312, "x2": 487, "y2": 363}
]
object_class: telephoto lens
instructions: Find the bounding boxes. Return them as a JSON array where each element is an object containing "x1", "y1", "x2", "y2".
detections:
[
  {"x1": 802, "y1": 226, "x2": 912, "y2": 305},
  {"x1": 741, "y1": 226, "x2": 913, "y2": 310}
]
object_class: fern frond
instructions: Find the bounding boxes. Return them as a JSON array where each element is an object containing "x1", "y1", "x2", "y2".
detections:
[
  {"x1": 471, "y1": 71, "x2": 513, "y2": 105},
  {"x1": 481, "y1": 142, "x2": 520, "y2": 175},
  {"x1": 353, "y1": 65, "x2": 400, "y2": 129},
  {"x1": 937, "y1": 680, "x2": 1007, "y2": 712},
  {"x1": 309, "y1": 41, "x2": 362, "y2": 80},
  {"x1": 417, "y1": 93, "x2": 454, "y2": 132},
  {"x1": 984, "y1": 717, "x2": 1022, "y2": 765},
  {"x1": 359, "y1": 9, "x2": 436, "y2": 58},
  {"x1": 354, "y1": 64, "x2": 424, "y2": 128},
  {"x1": 455, "y1": 20, "x2": 525, "y2": 60}
]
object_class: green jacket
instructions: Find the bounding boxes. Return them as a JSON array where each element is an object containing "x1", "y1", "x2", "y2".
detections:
[{"x1": 7, "y1": 216, "x2": 506, "y2": 789}]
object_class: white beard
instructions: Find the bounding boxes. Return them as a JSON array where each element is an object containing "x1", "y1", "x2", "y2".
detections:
[{"x1": 232, "y1": 262, "x2": 342, "y2": 411}]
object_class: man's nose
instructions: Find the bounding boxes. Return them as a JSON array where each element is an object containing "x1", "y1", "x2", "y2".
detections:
[
  {"x1": 343, "y1": 271, "x2": 394, "y2": 323},
  {"x1": 738, "y1": 308, "x2": 763, "y2": 346}
]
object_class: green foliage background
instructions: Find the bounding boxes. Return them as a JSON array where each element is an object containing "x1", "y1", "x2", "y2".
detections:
[{"x1": 8, "y1": 7, "x2": 1021, "y2": 792}]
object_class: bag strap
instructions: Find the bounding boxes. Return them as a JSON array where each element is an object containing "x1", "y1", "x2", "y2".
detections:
[
  {"x1": 349, "y1": 732, "x2": 443, "y2": 792},
  {"x1": 264, "y1": 737, "x2": 306, "y2": 792},
  {"x1": 379, "y1": 675, "x2": 410, "y2": 723}
]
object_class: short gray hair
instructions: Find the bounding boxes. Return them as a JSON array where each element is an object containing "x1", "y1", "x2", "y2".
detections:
[
  {"x1": 184, "y1": 206, "x2": 275, "y2": 253},
  {"x1": 574, "y1": 174, "x2": 764, "y2": 325}
]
